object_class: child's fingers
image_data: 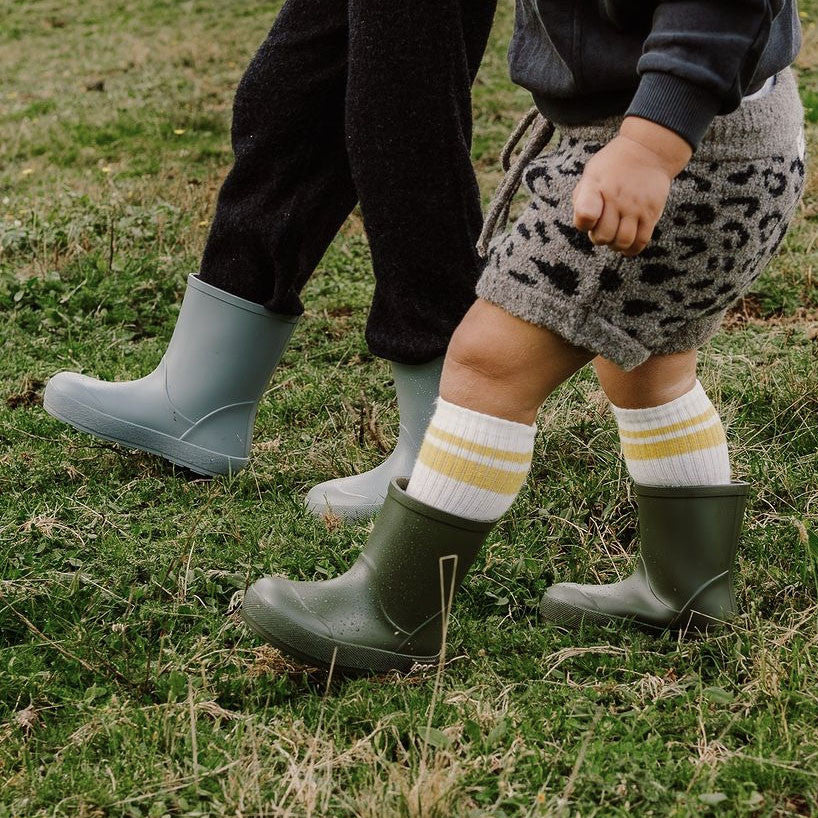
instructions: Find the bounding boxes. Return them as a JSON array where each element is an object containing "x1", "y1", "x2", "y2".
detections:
[
  {"x1": 611, "y1": 214, "x2": 638, "y2": 252},
  {"x1": 620, "y1": 219, "x2": 655, "y2": 257},
  {"x1": 573, "y1": 181, "x2": 604, "y2": 232},
  {"x1": 588, "y1": 199, "x2": 620, "y2": 246}
]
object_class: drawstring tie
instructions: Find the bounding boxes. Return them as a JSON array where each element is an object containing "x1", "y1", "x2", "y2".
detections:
[{"x1": 476, "y1": 108, "x2": 555, "y2": 258}]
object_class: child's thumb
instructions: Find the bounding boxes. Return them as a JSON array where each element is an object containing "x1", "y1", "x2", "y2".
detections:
[{"x1": 573, "y1": 183, "x2": 604, "y2": 231}]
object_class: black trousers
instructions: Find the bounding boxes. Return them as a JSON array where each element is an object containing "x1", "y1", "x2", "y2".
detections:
[{"x1": 199, "y1": 0, "x2": 497, "y2": 364}]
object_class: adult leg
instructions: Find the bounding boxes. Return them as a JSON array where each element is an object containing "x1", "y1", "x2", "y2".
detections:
[
  {"x1": 540, "y1": 353, "x2": 748, "y2": 632},
  {"x1": 199, "y1": 0, "x2": 355, "y2": 313},
  {"x1": 44, "y1": 0, "x2": 352, "y2": 475},
  {"x1": 305, "y1": 0, "x2": 497, "y2": 520},
  {"x1": 346, "y1": 0, "x2": 496, "y2": 364}
]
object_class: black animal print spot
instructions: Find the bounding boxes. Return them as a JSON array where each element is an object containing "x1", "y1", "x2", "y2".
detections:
[
  {"x1": 568, "y1": 137, "x2": 579, "y2": 147},
  {"x1": 726, "y1": 164, "x2": 756, "y2": 185},
  {"x1": 640, "y1": 263, "x2": 686, "y2": 285},
  {"x1": 623, "y1": 299, "x2": 661, "y2": 317},
  {"x1": 639, "y1": 244, "x2": 669, "y2": 260},
  {"x1": 666, "y1": 289, "x2": 685, "y2": 302},
  {"x1": 530, "y1": 258, "x2": 580, "y2": 295},
  {"x1": 506, "y1": 242, "x2": 515, "y2": 258},
  {"x1": 530, "y1": 201, "x2": 540, "y2": 211},
  {"x1": 758, "y1": 211, "x2": 783, "y2": 243},
  {"x1": 599, "y1": 266, "x2": 623, "y2": 292},
  {"x1": 673, "y1": 202, "x2": 716, "y2": 227},
  {"x1": 677, "y1": 169, "x2": 712, "y2": 192},
  {"x1": 517, "y1": 223, "x2": 531, "y2": 240},
  {"x1": 723, "y1": 257, "x2": 735, "y2": 274},
  {"x1": 678, "y1": 236, "x2": 708, "y2": 261},
  {"x1": 721, "y1": 221, "x2": 750, "y2": 251},
  {"x1": 762, "y1": 168, "x2": 787, "y2": 197},
  {"x1": 525, "y1": 164, "x2": 553, "y2": 190},
  {"x1": 534, "y1": 221, "x2": 550, "y2": 244},
  {"x1": 557, "y1": 159, "x2": 585, "y2": 176},
  {"x1": 508, "y1": 269, "x2": 537, "y2": 286},
  {"x1": 687, "y1": 297, "x2": 717, "y2": 311},
  {"x1": 720, "y1": 196, "x2": 760, "y2": 218},
  {"x1": 582, "y1": 143, "x2": 603, "y2": 154},
  {"x1": 767, "y1": 224, "x2": 790, "y2": 256},
  {"x1": 554, "y1": 220, "x2": 594, "y2": 255},
  {"x1": 690, "y1": 277, "x2": 715, "y2": 291},
  {"x1": 791, "y1": 157, "x2": 805, "y2": 178},
  {"x1": 659, "y1": 316, "x2": 685, "y2": 326},
  {"x1": 716, "y1": 283, "x2": 734, "y2": 296}
]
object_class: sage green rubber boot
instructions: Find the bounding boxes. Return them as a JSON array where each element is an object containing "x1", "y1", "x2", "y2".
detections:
[
  {"x1": 43, "y1": 275, "x2": 298, "y2": 477},
  {"x1": 305, "y1": 357, "x2": 443, "y2": 522},
  {"x1": 242, "y1": 478, "x2": 495, "y2": 674},
  {"x1": 540, "y1": 482, "x2": 750, "y2": 632}
]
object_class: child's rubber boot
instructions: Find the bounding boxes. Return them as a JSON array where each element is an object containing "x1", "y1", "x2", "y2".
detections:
[
  {"x1": 305, "y1": 357, "x2": 443, "y2": 521},
  {"x1": 242, "y1": 477, "x2": 494, "y2": 674},
  {"x1": 540, "y1": 483, "x2": 750, "y2": 632},
  {"x1": 43, "y1": 275, "x2": 298, "y2": 477}
]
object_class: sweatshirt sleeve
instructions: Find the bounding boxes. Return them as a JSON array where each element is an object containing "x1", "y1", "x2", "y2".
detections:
[{"x1": 625, "y1": 0, "x2": 779, "y2": 149}]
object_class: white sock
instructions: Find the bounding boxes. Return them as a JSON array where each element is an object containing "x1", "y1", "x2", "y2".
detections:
[
  {"x1": 611, "y1": 381, "x2": 731, "y2": 486},
  {"x1": 406, "y1": 398, "x2": 537, "y2": 521}
]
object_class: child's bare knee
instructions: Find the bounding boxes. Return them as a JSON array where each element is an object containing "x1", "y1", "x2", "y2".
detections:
[
  {"x1": 595, "y1": 351, "x2": 697, "y2": 409},
  {"x1": 446, "y1": 319, "x2": 515, "y2": 384}
]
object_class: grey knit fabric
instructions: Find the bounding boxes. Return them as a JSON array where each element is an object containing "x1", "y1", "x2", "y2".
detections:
[{"x1": 477, "y1": 69, "x2": 806, "y2": 371}]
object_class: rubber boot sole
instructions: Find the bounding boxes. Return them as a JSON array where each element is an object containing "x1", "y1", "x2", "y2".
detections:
[
  {"x1": 305, "y1": 499, "x2": 383, "y2": 523},
  {"x1": 241, "y1": 584, "x2": 439, "y2": 676},
  {"x1": 44, "y1": 390, "x2": 246, "y2": 477},
  {"x1": 539, "y1": 593, "x2": 727, "y2": 634}
]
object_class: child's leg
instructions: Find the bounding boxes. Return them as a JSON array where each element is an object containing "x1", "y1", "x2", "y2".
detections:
[
  {"x1": 242, "y1": 298, "x2": 594, "y2": 673},
  {"x1": 405, "y1": 299, "x2": 594, "y2": 520},
  {"x1": 540, "y1": 351, "x2": 746, "y2": 632},
  {"x1": 594, "y1": 353, "x2": 730, "y2": 486}
]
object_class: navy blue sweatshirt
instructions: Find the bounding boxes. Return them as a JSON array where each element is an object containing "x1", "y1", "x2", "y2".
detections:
[{"x1": 509, "y1": 0, "x2": 802, "y2": 148}]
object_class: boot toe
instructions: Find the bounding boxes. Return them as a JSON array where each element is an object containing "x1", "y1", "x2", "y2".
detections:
[
  {"x1": 241, "y1": 576, "x2": 345, "y2": 669},
  {"x1": 242, "y1": 576, "x2": 333, "y2": 637},
  {"x1": 540, "y1": 582, "x2": 607, "y2": 628},
  {"x1": 305, "y1": 478, "x2": 387, "y2": 521},
  {"x1": 44, "y1": 371, "x2": 105, "y2": 413}
]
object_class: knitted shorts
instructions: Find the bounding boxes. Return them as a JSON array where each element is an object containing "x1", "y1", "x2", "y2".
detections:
[{"x1": 477, "y1": 69, "x2": 806, "y2": 371}]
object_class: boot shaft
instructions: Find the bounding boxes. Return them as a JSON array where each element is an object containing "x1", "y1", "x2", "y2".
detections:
[
  {"x1": 360, "y1": 478, "x2": 493, "y2": 636},
  {"x1": 635, "y1": 483, "x2": 749, "y2": 614},
  {"x1": 391, "y1": 358, "x2": 444, "y2": 457},
  {"x1": 166, "y1": 275, "x2": 298, "y2": 419}
]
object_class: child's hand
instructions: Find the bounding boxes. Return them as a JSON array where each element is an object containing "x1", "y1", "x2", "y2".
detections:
[{"x1": 572, "y1": 117, "x2": 693, "y2": 257}]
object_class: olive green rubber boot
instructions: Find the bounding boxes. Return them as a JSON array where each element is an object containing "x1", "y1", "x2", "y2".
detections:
[
  {"x1": 242, "y1": 478, "x2": 495, "y2": 674},
  {"x1": 540, "y1": 482, "x2": 750, "y2": 632}
]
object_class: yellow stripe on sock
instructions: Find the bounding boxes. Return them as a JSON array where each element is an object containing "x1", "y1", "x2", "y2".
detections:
[
  {"x1": 621, "y1": 421, "x2": 726, "y2": 461},
  {"x1": 618, "y1": 407, "x2": 718, "y2": 441},
  {"x1": 417, "y1": 440, "x2": 529, "y2": 495},
  {"x1": 426, "y1": 424, "x2": 533, "y2": 465}
]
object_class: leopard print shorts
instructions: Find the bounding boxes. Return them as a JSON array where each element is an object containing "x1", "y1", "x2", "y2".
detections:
[{"x1": 477, "y1": 69, "x2": 806, "y2": 371}]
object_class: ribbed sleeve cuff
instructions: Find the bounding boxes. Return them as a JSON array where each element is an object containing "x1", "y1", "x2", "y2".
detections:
[{"x1": 625, "y1": 72, "x2": 723, "y2": 150}]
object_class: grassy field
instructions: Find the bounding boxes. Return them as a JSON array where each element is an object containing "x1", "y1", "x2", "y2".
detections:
[{"x1": 2, "y1": 1, "x2": 818, "y2": 815}]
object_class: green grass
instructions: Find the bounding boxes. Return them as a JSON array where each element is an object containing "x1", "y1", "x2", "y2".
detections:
[{"x1": 2, "y1": 1, "x2": 818, "y2": 815}]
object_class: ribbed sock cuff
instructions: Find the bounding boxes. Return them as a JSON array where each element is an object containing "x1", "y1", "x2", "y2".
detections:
[{"x1": 406, "y1": 399, "x2": 537, "y2": 521}]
